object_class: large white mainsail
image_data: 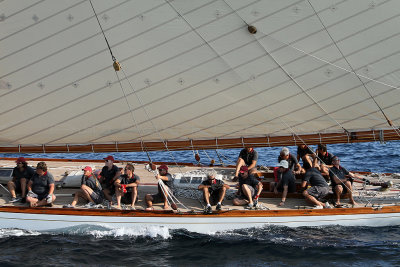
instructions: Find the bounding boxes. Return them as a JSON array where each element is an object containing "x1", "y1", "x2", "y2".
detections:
[{"x1": 1, "y1": 0, "x2": 399, "y2": 153}]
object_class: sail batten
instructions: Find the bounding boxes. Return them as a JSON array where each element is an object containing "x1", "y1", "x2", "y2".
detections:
[{"x1": 1, "y1": 0, "x2": 400, "y2": 151}]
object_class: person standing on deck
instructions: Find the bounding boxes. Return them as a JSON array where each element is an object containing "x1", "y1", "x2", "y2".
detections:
[
  {"x1": 297, "y1": 144, "x2": 314, "y2": 173},
  {"x1": 8, "y1": 157, "x2": 35, "y2": 203},
  {"x1": 99, "y1": 155, "x2": 120, "y2": 205},
  {"x1": 329, "y1": 156, "x2": 361, "y2": 207},
  {"x1": 198, "y1": 169, "x2": 230, "y2": 213},
  {"x1": 301, "y1": 167, "x2": 330, "y2": 209},
  {"x1": 63, "y1": 166, "x2": 104, "y2": 208},
  {"x1": 274, "y1": 160, "x2": 296, "y2": 207},
  {"x1": 145, "y1": 165, "x2": 173, "y2": 210},
  {"x1": 114, "y1": 163, "x2": 140, "y2": 210},
  {"x1": 26, "y1": 162, "x2": 56, "y2": 207},
  {"x1": 233, "y1": 147, "x2": 258, "y2": 181},
  {"x1": 232, "y1": 166, "x2": 263, "y2": 209},
  {"x1": 312, "y1": 144, "x2": 335, "y2": 175}
]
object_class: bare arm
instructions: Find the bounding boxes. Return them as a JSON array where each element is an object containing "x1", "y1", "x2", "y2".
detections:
[
  {"x1": 48, "y1": 184, "x2": 55, "y2": 195},
  {"x1": 248, "y1": 160, "x2": 257, "y2": 170},
  {"x1": 198, "y1": 184, "x2": 210, "y2": 190},
  {"x1": 27, "y1": 180, "x2": 33, "y2": 191}
]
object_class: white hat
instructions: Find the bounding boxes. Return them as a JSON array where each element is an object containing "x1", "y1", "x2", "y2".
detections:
[{"x1": 277, "y1": 160, "x2": 289, "y2": 169}]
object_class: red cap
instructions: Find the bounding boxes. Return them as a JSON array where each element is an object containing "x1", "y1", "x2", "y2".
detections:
[
  {"x1": 103, "y1": 155, "x2": 114, "y2": 161},
  {"x1": 82, "y1": 166, "x2": 92, "y2": 172},
  {"x1": 16, "y1": 157, "x2": 26, "y2": 164},
  {"x1": 158, "y1": 164, "x2": 168, "y2": 171},
  {"x1": 239, "y1": 166, "x2": 248, "y2": 173}
]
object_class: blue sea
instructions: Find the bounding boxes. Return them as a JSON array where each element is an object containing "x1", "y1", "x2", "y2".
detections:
[{"x1": 1, "y1": 141, "x2": 400, "y2": 266}]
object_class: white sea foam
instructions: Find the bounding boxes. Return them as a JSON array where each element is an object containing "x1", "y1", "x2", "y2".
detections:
[
  {"x1": 47, "y1": 224, "x2": 172, "y2": 239},
  {"x1": 90, "y1": 225, "x2": 171, "y2": 239},
  {"x1": 0, "y1": 228, "x2": 41, "y2": 238}
]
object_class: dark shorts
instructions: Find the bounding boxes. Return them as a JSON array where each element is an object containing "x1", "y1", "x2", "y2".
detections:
[
  {"x1": 90, "y1": 191, "x2": 104, "y2": 204},
  {"x1": 307, "y1": 186, "x2": 329, "y2": 200},
  {"x1": 37, "y1": 193, "x2": 49, "y2": 201},
  {"x1": 14, "y1": 180, "x2": 22, "y2": 193},
  {"x1": 151, "y1": 193, "x2": 166, "y2": 204},
  {"x1": 333, "y1": 181, "x2": 352, "y2": 194},
  {"x1": 121, "y1": 192, "x2": 139, "y2": 204},
  {"x1": 204, "y1": 189, "x2": 222, "y2": 205}
]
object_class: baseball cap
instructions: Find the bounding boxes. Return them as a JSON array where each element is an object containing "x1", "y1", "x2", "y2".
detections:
[
  {"x1": 239, "y1": 166, "x2": 248, "y2": 173},
  {"x1": 158, "y1": 164, "x2": 168, "y2": 171},
  {"x1": 16, "y1": 157, "x2": 26, "y2": 164},
  {"x1": 277, "y1": 160, "x2": 289, "y2": 169},
  {"x1": 82, "y1": 166, "x2": 93, "y2": 172},
  {"x1": 103, "y1": 155, "x2": 115, "y2": 161}
]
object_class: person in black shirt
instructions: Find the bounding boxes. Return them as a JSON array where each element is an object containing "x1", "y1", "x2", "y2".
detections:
[
  {"x1": 274, "y1": 160, "x2": 296, "y2": 206},
  {"x1": 26, "y1": 162, "x2": 56, "y2": 207},
  {"x1": 301, "y1": 168, "x2": 330, "y2": 209},
  {"x1": 329, "y1": 157, "x2": 361, "y2": 207},
  {"x1": 8, "y1": 157, "x2": 34, "y2": 203},
  {"x1": 99, "y1": 155, "x2": 120, "y2": 204},
  {"x1": 64, "y1": 166, "x2": 104, "y2": 208},
  {"x1": 278, "y1": 147, "x2": 302, "y2": 174},
  {"x1": 297, "y1": 144, "x2": 314, "y2": 172},
  {"x1": 115, "y1": 163, "x2": 140, "y2": 209},
  {"x1": 233, "y1": 147, "x2": 258, "y2": 181},
  {"x1": 314, "y1": 144, "x2": 335, "y2": 175},
  {"x1": 232, "y1": 166, "x2": 263, "y2": 209},
  {"x1": 145, "y1": 165, "x2": 173, "y2": 210},
  {"x1": 198, "y1": 169, "x2": 230, "y2": 213}
]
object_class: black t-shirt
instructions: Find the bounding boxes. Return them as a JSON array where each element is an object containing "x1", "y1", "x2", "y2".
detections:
[
  {"x1": 31, "y1": 172, "x2": 55, "y2": 195},
  {"x1": 157, "y1": 173, "x2": 173, "y2": 195},
  {"x1": 118, "y1": 174, "x2": 140, "y2": 193},
  {"x1": 238, "y1": 174, "x2": 259, "y2": 195},
  {"x1": 302, "y1": 168, "x2": 328, "y2": 187},
  {"x1": 318, "y1": 152, "x2": 335, "y2": 165},
  {"x1": 81, "y1": 175, "x2": 102, "y2": 193},
  {"x1": 12, "y1": 166, "x2": 35, "y2": 181},
  {"x1": 277, "y1": 154, "x2": 299, "y2": 171},
  {"x1": 100, "y1": 165, "x2": 119, "y2": 186},
  {"x1": 239, "y1": 149, "x2": 258, "y2": 166},
  {"x1": 297, "y1": 145, "x2": 313, "y2": 159},
  {"x1": 278, "y1": 170, "x2": 295, "y2": 186},
  {"x1": 201, "y1": 179, "x2": 224, "y2": 194},
  {"x1": 329, "y1": 166, "x2": 349, "y2": 186}
]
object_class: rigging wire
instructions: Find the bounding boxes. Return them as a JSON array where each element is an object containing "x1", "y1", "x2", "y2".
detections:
[{"x1": 307, "y1": 0, "x2": 400, "y2": 138}]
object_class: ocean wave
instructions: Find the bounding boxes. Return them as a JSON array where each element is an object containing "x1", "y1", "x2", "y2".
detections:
[
  {"x1": 0, "y1": 228, "x2": 40, "y2": 238},
  {"x1": 43, "y1": 224, "x2": 171, "y2": 239}
]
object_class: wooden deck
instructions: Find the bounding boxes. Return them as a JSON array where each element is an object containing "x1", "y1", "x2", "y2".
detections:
[{"x1": 0, "y1": 159, "x2": 399, "y2": 212}]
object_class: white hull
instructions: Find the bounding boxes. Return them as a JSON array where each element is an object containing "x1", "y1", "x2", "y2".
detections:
[{"x1": 1, "y1": 210, "x2": 400, "y2": 234}]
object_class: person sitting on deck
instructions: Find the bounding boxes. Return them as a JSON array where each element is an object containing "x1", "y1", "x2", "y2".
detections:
[
  {"x1": 8, "y1": 157, "x2": 35, "y2": 203},
  {"x1": 278, "y1": 147, "x2": 302, "y2": 175},
  {"x1": 297, "y1": 144, "x2": 314, "y2": 173},
  {"x1": 233, "y1": 147, "x2": 258, "y2": 181},
  {"x1": 273, "y1": 160, "x2": 297, "y2": 207},
  {"x1": 26, "y1": 162, "x2": 56, "y2": 207},
  {"x1": 114, "y1": 163, "x2": 140, "y2": 210},
  {"x1": 99, "y1": 155, "x2": 120, "y2": 205},
  {"x1": 145, "y1": 165, "x2": 173, "y2": 210},
  {"x1": 313, "y1": 144, "x2": 335, "y2": 176},
  {"x1": 198, "y1": 169, "x2": 230, "y2": 213},
  {"x1": 64, "y1": 166, "x2": 104, "y2": 208},
  {"x1": 329, "y1": 156, "x2": 361, "y2": 207},
  {"x1": 301, "y1": 167, "x2": 330, "y2": 209},
  {"x1": 232, "y1": 166, "x2": 263, "y2": 209}
]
